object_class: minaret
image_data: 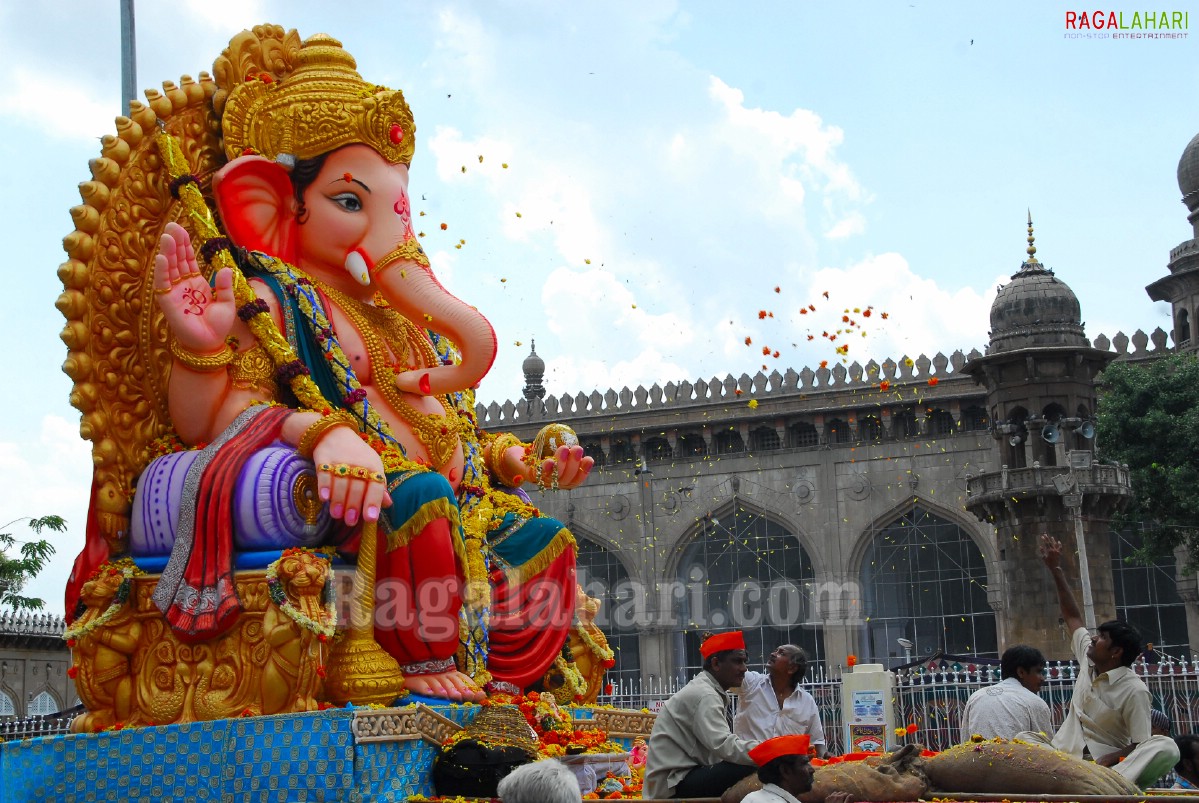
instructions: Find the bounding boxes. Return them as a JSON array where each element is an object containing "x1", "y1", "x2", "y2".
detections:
[
  {"x1": 1146, "y1": 131, "x2": 1199, "y2": 351},
  {"x1": 963, "y1": 216, "x2": 1132, "y2": 656},
  {"x1": 522, "y1": 340, "x2": 546, "y2": 404}
]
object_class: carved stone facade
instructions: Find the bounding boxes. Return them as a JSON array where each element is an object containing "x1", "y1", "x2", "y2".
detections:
[
  {"x1": 0, "y1": 613, "x2": 76, "y2": 719},
  {"x1": 483, "y1": 333, "x2": 1165, "y2": 679}
]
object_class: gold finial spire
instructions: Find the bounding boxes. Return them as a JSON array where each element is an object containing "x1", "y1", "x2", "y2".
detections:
[{"x1": 1025, "y1": 209, "x2": 1040, "y2": 264}]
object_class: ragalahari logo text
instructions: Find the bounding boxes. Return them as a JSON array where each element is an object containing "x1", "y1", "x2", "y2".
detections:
[{"x1": 1065, "y1": 10, "x2": 1189, "y2": 39}]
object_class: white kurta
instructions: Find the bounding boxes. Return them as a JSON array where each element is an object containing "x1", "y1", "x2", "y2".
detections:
[
  {"x1": 643, "y1": 671, "x2": 759, "y2": 799},
  {"x1": 742, "y1": 782, "x2": 804, "y2": 803},
  {"x1": 959, "y1": 677, "x2": 1054, "y2": 741},
  {"x1": 1022, "y1": 626, "x2": 1181, "y2": 787},
  {"x1": 1052, "y1": 627, "x2": 1151, "y2": 759},
  {"x1": 733, "y1": 671, "x2": 826, "y2": 747}
]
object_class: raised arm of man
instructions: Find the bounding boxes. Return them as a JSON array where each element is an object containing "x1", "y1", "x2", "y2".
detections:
[{"x1": 1038, "y1": 534, "x2": 1085, "y2": 634}]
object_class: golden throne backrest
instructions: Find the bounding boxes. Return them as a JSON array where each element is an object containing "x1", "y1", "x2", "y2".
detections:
[{"x1": 55, "y1": 75, "x2": 227, "y2": 552}]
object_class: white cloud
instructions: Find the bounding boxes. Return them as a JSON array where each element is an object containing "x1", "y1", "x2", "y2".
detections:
[
  {"x1": 0, "y1": 68, "x2": 117, "y2": 143},
  {"x1": 799, "y1": 253, "x2": 1000, "y2": 368},
  {"x1": 426, "y1": 125, "x2": 606, "y2": 265},
  {"x1": 0, "y1": 415, "x2": 93, "y2": 615},
  {"x1": 547, "y1": 350, "x2": 692, "y2": 401},
  {"x1": 706, "y1": 75, "x2": 866, "y2": 211},
  {"x1": 826, "y1": 212, "x2": 866, "y2": 239}
]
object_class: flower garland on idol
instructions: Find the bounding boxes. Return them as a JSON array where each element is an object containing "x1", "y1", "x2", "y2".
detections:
[
  {"x1": 263, "y1": 547, "x2": 338, "y2": 640},
  {"x1": 63, "y1": 559, "x2": 144, "y2": 645}
]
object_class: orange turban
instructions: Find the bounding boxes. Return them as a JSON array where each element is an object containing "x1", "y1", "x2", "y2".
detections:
[
  {"x1": 700, "y1": 631, "x2": 746, "y2": 658},
  {"x1": 749, "y1": 734, "x2": 813, "y2": 766}
]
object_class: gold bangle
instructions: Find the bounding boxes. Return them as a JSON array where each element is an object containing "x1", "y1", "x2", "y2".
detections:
[
  {"x1": 487, "y1": 433, "x2": 525, "y2": 487},
  {"x1": 170, "y1": 339, "x2": 234, "y2": 372},
  {"x1": 297, "y1": 410, "x2": 358, "y2": 459}
]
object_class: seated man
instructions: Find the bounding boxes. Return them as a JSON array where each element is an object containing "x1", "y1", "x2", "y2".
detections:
[
  {"x1": 645, "y1": 631, "x2": 760, "y2": 799},
  {"x1": 959, "y1": 645, "x2": 1053, "y2": 741},
  {"x1": 734, "y1": 644, "x2": 827, "y2": 757},
  {"x1": 1173, "y1": 734, "x2": 1199, "y2": 790},
  {"x1": 742, "y1": 735, "x2": 851, "y2": 803},
  {"x1": 1028, "y1": 535, "x2": 1179, "y2": 788}
]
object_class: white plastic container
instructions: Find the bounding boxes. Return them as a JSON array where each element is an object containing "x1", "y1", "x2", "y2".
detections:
[{"x1": 840, "y1": 663, "x2": 896, "y2": 752}]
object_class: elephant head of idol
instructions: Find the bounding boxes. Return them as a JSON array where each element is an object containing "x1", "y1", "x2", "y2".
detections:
[{"x1": 211, "y1": 31, "x2": 496, "y2": 396}]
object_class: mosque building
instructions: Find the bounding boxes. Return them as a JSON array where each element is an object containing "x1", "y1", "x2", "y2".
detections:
[{"x1": 484, "y1": 130, "x2": 1199, "y2": 686}]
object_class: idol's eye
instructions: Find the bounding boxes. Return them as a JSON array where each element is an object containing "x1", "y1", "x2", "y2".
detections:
[{"x1": 331, "y1": 192, "x2": 363, "y2": 212}]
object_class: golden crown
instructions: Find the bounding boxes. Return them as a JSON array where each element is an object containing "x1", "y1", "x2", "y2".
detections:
[{"x1": 216, "y1": 28, "x2": 416, "y2": 166}]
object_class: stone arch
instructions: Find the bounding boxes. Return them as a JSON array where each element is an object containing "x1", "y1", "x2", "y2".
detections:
[
  {"x1": 859, "y1": 415, "x2": 884, "y2": 443},
  {"x1": 26, "y1": 688, "x2": 59, "y2": 717},
  {"x1": 850, "y1": 499, "x2": 999, "y2": 664},
  {"x1": 925, "y1": 408, "x2": 955, "y2": 437},
  {"x1": 644, "y1": 436, "x2": 672, "y2": 463},
  {"x1": 677, "y1": 432, "x2": 707, "y2": 458},
  {"x1": 847, "y1": 496, "x2": 999, "y2": 573},
  {"x1": 960, "y1": 404, "x2": 989, "y2": 432},
  {"x1": 570, "y1": 522, "x2": 644, "y2": 686},
  {"x1": 826, "y1": 417, "x2": 851, "y2": 445},
  {"x1": 663, "y1": 496, "x2": 825, "y2": 676},
  {"x1": 570, "y1": 521, "x2": 642, "y2": 586},
  {"x1": 662, "y1": 495, "x2": 825, "y2": 579},
  {"x1": 0, "y1": 685, "x2": 15, "y2": 717},
  {"x1": 788, "y1": 421, "x2": 819, "y2": 448},
  {"x1": 1177, "y1": 307, "x2": 1191, "y2": 345}
]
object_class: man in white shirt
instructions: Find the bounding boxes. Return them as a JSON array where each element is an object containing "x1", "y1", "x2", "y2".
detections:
[
  {"x1": 644, "y1": 631, "x2": 760, "y2": 799},
  {"x1": 734, "y1": 644, "x2": 827, "y2": 757},
  {"x1": 1030, "y1": 535, "x2": 1179, "y2": 788},
  {"x1": 741, "y1": 734, "x2": 850, "y2": 803},
  {"x1": 959, "y1": 645, "x2": 1053, "y2": 741}
]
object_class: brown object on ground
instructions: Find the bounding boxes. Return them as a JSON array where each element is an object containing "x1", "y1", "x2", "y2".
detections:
[
  {"x1": 722, "y1": 744, "x2": 930, "y2": 803},
  {"x1": 924, "y1": 739, "x2": 1140, "y2": 797}
]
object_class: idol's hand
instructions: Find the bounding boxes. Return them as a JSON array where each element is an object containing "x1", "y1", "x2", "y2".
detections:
[
  {"x1": 153, "y1": 222, "x2": 236, "y2": 353},
  {"x1": 312, "y1": 427, "x2": 391, "y2": 526}
]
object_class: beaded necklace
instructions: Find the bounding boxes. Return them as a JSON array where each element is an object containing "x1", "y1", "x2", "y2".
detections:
[{"x1": 315, "y1": 280, "x2": 460, "y2": 469}]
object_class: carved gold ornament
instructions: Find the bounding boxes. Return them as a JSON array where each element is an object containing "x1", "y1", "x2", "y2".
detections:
[{"x1": 216, "y1": 29, "x2": 416, "y2": 166}]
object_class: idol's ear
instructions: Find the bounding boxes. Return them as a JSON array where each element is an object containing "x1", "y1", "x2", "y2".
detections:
[{"x1": 212, "y1": 155, "x2": 299, "y2": 264}]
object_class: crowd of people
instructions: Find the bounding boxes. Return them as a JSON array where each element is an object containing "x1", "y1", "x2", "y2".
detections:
[
  {"x1": 635, "y1": 533, "x2": 1190, "y2": 800},
  {"x1": 498, "y1": 532, "x2": 1192, "y2": 800}
]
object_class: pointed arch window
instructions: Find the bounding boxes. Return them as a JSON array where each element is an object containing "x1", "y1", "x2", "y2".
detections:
[
  {"x1": 859, "y1": 507, "x2": 996, "y2": 664},
  {"x1": 675, "y1": 505, "x2": 821, "y2": 679},
  {"x1": 575, "y1": 537, "x2": 641, "y2": 686},
  {"x1": 27, "y1": 690, "x2": 58, "y2": 717}
]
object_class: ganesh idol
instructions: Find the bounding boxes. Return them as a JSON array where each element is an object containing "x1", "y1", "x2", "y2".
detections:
[{"x1": 57, "y1": 25, "x2": 592, "y2": 719}]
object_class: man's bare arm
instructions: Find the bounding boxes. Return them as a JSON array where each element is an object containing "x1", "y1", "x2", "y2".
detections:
[{"x1": 1039, "y1": 534, "x2": 1085, "y2": 633}]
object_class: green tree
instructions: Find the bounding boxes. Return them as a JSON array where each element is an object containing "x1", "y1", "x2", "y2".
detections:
[
  {"x1": 1097, "y1": 352, "x2": 1199, "y2": 567},
  {"x1": 0, "y1": 515, "x2": 65, "y2": 611}
]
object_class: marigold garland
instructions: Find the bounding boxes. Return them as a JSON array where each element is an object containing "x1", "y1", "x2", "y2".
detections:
[
  {"x1": 264, "y1": 548, "x2": 338, "y2": 639},
  {"x1": 62, "y1": 561, "x2": 143, "y2": 642}
]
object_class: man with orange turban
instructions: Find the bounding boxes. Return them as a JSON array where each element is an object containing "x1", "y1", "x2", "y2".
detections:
[
  {"x1": 645, "y1": 631, "x2": 761, "y2": 799},
  {"x1": 742, "y1": 735, "x2": 817, "y2": 802}
]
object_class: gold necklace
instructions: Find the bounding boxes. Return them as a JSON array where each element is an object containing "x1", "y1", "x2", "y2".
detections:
[{"x1": 317, "y1": 282, "x2": 459, "y2": 469}]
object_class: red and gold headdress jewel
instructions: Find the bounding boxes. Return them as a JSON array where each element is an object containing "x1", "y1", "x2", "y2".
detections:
[{"x1": 214, "y1": 27, "x2": 416, "y2": 167}]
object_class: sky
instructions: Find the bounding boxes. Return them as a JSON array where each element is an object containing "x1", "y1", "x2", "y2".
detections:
[{"x1": 0, "y1": 1, "x2": 1195, "y2": 615}]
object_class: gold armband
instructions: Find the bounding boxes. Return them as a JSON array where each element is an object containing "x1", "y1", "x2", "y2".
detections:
[
  {"x1": 170, "y1": 339, "x2": 235, "y2": 372},
  {"x1": 297, "y1": 410, "x2": 358, "y2": 459},
  {"x1": 487, "y1": 433, "x2": 526, "y2": 487},
  {"x1": 229, "y1": 343, "x2": 277, "y2": 394}
]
